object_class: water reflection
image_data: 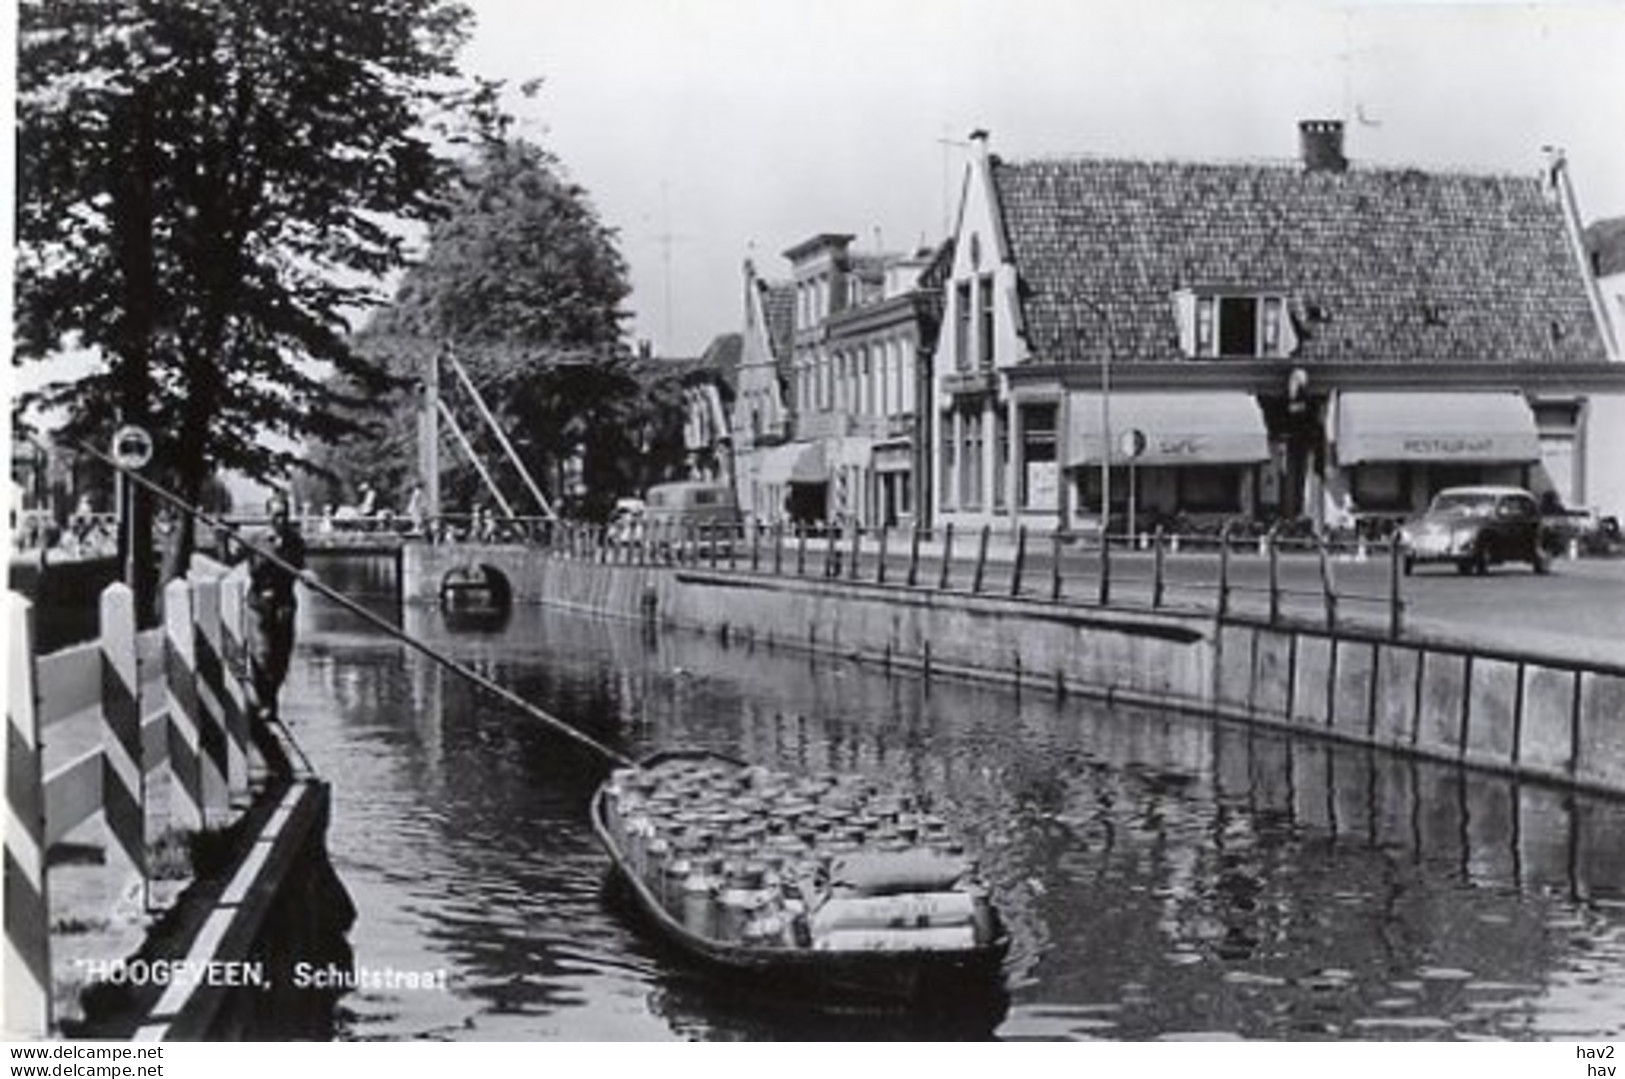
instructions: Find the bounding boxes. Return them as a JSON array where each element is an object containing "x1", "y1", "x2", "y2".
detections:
[{"x1": 285, "y1": 563, "x2": 1625, "y2": 1040}]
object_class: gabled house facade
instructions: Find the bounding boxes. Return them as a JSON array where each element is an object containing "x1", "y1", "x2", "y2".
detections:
[
  {"x1": 933, "y1": 122, "x2": 1625, "y2": 538},
  {"x1": 1586, "y1": 216, "x2": 1625, "y2": 358},
  {"x1": 731, "y1": 261, "x2": 797, "y2": 522},
  {"x1": 738, "y1": 234, "x2": 943, "y2": 529},
  {"x1": 667, "y1": 333, "x2": 742, "y2": 486}
]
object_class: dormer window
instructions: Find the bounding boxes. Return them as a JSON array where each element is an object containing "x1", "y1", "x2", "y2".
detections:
[{"x1": 1178, "y1": 289, "x2": 1296, "y2": 358}]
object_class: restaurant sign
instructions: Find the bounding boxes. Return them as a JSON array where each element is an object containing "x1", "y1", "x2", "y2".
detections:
[{"x1": 1399, "y1": 437, "x2": 1496, "y2": 457}]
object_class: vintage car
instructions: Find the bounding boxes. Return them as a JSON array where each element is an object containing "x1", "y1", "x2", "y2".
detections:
[
  {"x1": 1397, "y1": 486, "x2": 1550, "y2": 576},
  {"x1": 1541, "y1": 505, "x2": 1624, "y2": 557}
]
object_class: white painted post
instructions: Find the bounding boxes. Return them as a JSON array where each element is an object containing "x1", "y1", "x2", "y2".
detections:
[
  {"x1": 219, "y1": 568, "x2": 252, "y2": 802},
  {"x1": 99, "y1": 583, "x2": 146, "y2": 879},
  {"x1": 163, "y1": 578, "x2": 204, "y2": 830},
  {"x1": 4, "y1": 594, "x2": 51, "y2": 1038},
  {"x1": 187, "y1": 569, "x2": 231, "y2": 826}
]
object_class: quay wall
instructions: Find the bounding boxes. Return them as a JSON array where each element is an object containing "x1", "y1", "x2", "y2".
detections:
[
  {"x1": 69, "y1": 780, "x2": 355, "y2": 1040},
  {"x1": 403, "y1": 544, "x2": 1217, "y2": 715},
  {"x1": 399, "y1": 544, "x2": 1625, "y2": 799}
]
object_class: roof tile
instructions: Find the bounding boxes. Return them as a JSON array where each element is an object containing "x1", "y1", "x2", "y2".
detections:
[{"x1": 991, "y1": 157, "x2": 1606, "y2": 366}]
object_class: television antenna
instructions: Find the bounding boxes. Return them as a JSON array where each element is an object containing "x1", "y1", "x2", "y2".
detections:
[
  {"x1": 651, "y1": 180, "x2": 692, "y2": 353},
  {"x1": 937, "y1": 130, "x2": 971, "y2": 239}
]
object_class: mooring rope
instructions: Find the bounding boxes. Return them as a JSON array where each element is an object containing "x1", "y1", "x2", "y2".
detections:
[{"x1": 76, "y1": 442, "x2": 639, "y2": 770}]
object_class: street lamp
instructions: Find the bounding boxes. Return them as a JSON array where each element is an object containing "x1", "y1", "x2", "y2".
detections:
[{"x1": 1076, "y1": 296, "x2": 1112, "y2": 604}]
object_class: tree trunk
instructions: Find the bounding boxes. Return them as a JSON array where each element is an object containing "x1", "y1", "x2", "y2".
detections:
[{"x1": 113, "y1": 84, "x2": 160, "y2": 626}]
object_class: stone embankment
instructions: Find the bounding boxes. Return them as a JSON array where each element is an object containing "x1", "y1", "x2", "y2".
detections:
[{"x1": 402, "y1": 544, "x2": 1625, "y2": 800}]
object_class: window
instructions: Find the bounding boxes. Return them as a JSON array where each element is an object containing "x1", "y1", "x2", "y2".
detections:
[
  {"x1": 1178, "y1": 467, "x2": 1243, "y2": 513},
  {"x1": 960, "y1": 408, "x2": 984, "y2": 509},
  {"x1": 1262, "y1": 298, "x2": 1283, "y2": 353},
  {"x1": 978, "y1": 275, "x2": 995, "y2": 369},
  {"x1": 1218, "y1": 297, "x2": 1258, "y2": 356},
  {"x1": 1018, "y1": 403, "x2": 1058, "y2": 509},
  {"x1": 940, "y1": 410, "x2": 956, "y2": 508},
  {"x1": 1182, "y1": 291, "x2": 1293, "y2": 358},
  {"x1": 1351, "y1": 465, "x2": 1406, "y2": 511},
  {"x1": 897, "y1": 341, "x2": 911, "y2": 413},
  {"x1": 955, "y1": 282, "x2": 972, "y2": 371},
  {"x1": 993, "y1": 408, "x2": 1009, "y2": 510}
]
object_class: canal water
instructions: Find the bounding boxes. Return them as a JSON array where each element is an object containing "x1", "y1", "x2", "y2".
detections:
[{"x1": 285, "y1": 558, "x2": 1625, "y2": 1041}]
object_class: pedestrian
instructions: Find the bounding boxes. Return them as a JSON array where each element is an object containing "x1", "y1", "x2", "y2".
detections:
[
  {"x1": 475, "y1": 504, "x2": 498, "y2": 543},
  {"x1": 405, "y1": 484, "x2": 425, "y2": 535},
  {"x1": 245, "y1": 494, "x2": 307, "y2": 778}
]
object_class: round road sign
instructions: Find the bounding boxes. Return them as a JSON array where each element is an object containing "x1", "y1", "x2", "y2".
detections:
[
  {"x1": 112, "y1": 425, "x2": 154, "y2": 470},
  {"x1": 1118, "y1": 428, "x2": 1147, "y2": 460}
]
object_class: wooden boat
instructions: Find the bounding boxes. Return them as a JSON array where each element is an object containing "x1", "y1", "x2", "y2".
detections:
[
  {"x1": 438, "y1": 563, "x2": 512, "y2": 623},
  {"x1": 590, "y1": 748, "x2": 1011, "y2": 1013}
]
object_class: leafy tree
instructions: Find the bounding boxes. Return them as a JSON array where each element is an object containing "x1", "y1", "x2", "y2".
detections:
[
  {"x1": 319, "y1": 137, "x2": 668, "y2": 522},
  {"x1": 13, "y1": 0, "x2": 498, "y2": 600}
]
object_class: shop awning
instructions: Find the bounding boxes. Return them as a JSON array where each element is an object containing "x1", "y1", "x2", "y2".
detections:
[
  {"x1": 755, "y1": 442, "x2": 831, "y2": 486},
  {"x1": 754, "y1": 443, "x2": 802, "y2": 486},
  {"x1": 873, "y1": 443, "x2": 913, "y2": 473},
  {"x1": 1066, "y1": 393, "x2": 1270, "y2": 466},
  {"x1": 789, "y1": 442, "x2": 830, "y2": 484},
  {"x1": 1335, "y1": 392, "x2": 1541, "y2": 465}
]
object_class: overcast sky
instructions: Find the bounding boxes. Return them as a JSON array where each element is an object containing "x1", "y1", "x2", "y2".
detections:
[{"x1": 461, "y1": 0, "x2": 1625, "y2": 357}]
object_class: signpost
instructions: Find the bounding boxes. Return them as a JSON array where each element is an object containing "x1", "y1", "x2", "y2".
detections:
[
  {"x1": 1119, "y1": 428, "x2": 1146, "y2": 547},
  {"x1": 111, "y1": 425, "x2": 155, "y2": 620}
]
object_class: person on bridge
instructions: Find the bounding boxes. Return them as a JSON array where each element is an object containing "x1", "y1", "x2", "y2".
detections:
[{"x1": 246, "y1": 494, "x2": 307, "y2": 778}]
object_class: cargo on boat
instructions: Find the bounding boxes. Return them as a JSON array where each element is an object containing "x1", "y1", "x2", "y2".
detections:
[{"x1": 590, "y1": 748, "x2": 1010, "y2": 1012}]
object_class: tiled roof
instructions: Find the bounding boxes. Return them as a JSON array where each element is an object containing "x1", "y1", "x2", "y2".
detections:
[
  {"x1": 761, "y1": 281, "x2": 797, "y2": 375},
  {"x1": 1587, "y1": 217, "x2": 1625, "y2": 277},
  {"x1": 990, "y1": 156, "x2": 1607, "y2": 366},
  {"x1": 696, "y1": 333, "x2": 743, "y2": 393}
]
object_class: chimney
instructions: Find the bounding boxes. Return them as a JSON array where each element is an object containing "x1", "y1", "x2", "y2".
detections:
[{"x1": 1299, "y1": 119, "x2": 1347, "y2": 173}]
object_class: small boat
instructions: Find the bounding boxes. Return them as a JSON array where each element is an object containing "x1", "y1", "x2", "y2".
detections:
[
  {"x1": 590, "y1": 748, "x2": 1011, "y2": 1013},
  {"x1": 438, "y1": 563, "x2": 512, "y2": 624}
]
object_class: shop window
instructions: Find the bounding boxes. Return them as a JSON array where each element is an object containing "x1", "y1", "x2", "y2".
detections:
[
  {"x1": 1177, "y1": 467, "x2": 1243, "y2": 513},
  {"x1": 1351, "y1": 465, "x2": 1407, "y2": 512},
  {"x1": 1018, "y1": 403, "x2": 1058, "y2": 509},
  {"x1": 1078, "y1": 468, "x2": 1124, "y2": 512}
]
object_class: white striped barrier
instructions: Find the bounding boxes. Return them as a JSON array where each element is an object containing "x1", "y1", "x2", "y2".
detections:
[
  {"x1": 5, "y1": 595, "x2": 51, "y2": 1038},
  {"x1": 5, "y1": 571, "x2": 284, "y2": 1036},
  {"x1": 187, "y1": 569, "x2": 232, "y2": 826},
  {"x1": 163, "y1": 578, "x2": 205, "y2": 831},
  {"x1": 218, "y1": 568, "x2": 252, "y2": 802},
  {"x1": 99, "y1": 584, "x2": 146, "y2": 879}
]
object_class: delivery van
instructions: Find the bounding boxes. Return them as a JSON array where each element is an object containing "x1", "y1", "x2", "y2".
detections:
[{"x1": 642, "y1": 481, "x2": 742, "y2": 535}]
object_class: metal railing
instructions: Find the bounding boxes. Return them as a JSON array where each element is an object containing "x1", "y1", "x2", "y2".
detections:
[{"x1": 533, "y1": 519, "x2": 1411, "y2": 638}]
